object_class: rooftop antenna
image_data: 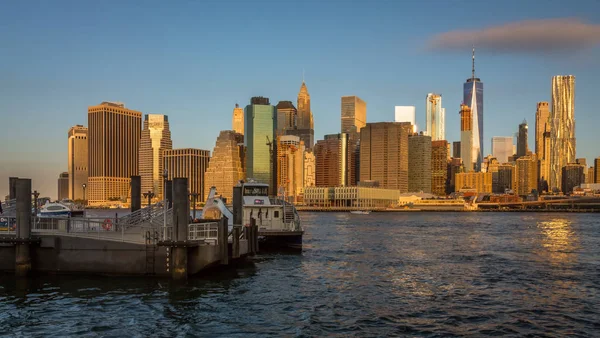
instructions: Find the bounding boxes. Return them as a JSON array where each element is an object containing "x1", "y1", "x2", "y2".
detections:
[
  {"x1": 471, "y1": 46, "x2": 475, "y2": 80},
  {"x1": 302, "y1": 68, "x2": 305, "y2": 83}
]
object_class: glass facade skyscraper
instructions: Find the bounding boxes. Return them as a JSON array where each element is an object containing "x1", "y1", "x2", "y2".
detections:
[
  {"x1": 245, "y1": 97, "x2": 277, "y2": 194},
  {"x1": 463, "y1": 48, "x2": 483, "y2": 171}
]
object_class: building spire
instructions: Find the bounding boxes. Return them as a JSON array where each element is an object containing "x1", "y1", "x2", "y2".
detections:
[
  {"x1": 302, "y1": 68, "x2": 305, "y2": 83},
  {"x1": 472, "y1": 46, "x2": 475, "y2": 80}
]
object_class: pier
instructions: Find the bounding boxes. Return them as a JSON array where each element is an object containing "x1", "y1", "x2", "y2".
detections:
[{"x1": 0, "y1": 177, "x2": 259, "y2": 279}]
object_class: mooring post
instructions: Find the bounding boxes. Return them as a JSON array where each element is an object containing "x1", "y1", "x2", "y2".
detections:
[
  {"x1": 15, "y1": 178, "x2": 32, "y2": 277},
  {"x1": 243, "y1": 226, "x2": 250, "y2": 254},
  {"x1": 232, "y1": 226, "x2": 240, "y2": 259},
  {"x1": 130, "y1": 176, "x2": 141, "y2": 213},
  {"x1": 233, "y1": 185, "x2": 242, "y2": 225},
  {"x1": 165, "y1": 180, "x2": 173, "y2": 209},
  {"x1": 9, "y1": 177, "x2": 19, "y2": 200},
  {"x1": 249, "y1": 217, "x2": 256, "y2": 255},
  {"x1": 172, "y1": 178, "x2": 189, "y2": 280},
  {"x1": 220, "y1": 216, "x2": 229, "y2": 265}
]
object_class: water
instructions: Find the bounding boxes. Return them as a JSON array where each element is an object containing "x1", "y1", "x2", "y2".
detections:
[{"x1": 1, "y1": 212, "x2": 600, "y2": 336}]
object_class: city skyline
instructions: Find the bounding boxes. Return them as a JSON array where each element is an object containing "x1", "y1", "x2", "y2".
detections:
[{"x1": 2, "y1": 1, "x2": 600, "y2": 198}]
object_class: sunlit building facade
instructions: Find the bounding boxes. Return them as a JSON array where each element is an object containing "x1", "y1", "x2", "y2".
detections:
[
  {"x1": 164, "y1": 148, "x2": 210, "y2": 202},
  {"x1": 460, "y1": 104, "x2": 473, "y2": 172},
  {"x1": 275, "y1": 101, "x2": 297, "y2": 135},
  {"x1": 314, "y1": 133, "x2": 354, "y2": 187},
  {"x1": 204, "y1": 130, "x2": 245, "y2": 202},
  {"x1": 491, "y1": 136, "x2": 513, "y2": 164},
  {"x1": 68, "y1": 125, "x2": 88, "y2": 200},
  {"x1": 245, "y1": 97, "x2": 277, "y2": 194},
  {"x1": 431, "y1": 140, "x2": 449, "y2": 196},
  {"x1": 550, "y1": 75, "x2": 576, "y2": 191},
  {"x1": 303, "y1": 150, "x2": 315, "y2": 190},
  {"x1": 296, "y1": 81, "x2": 314, "y2": 149},
  {"x1": 515, "y1": 155, "x2": 538, "y2": 196},
  {"x1": 425, "y1": 93, "x2": 445, "y2": 141},
  {"x1": 139, "y1": 114, "x2": 172, "y2": 200},
  {"x1": 455, "y1": 172, "x2": 492, "y2": 193},
  {"x1": 517, "y1": 120, "x2": 529, "y2": 159},
  {"x1": 276, "y1": 135, "x2": 305, "y2": 203},
  {"x1": 88, "y1": 102, "x2": 142, "y2": 205},
  {"x1": 408, "y1": 133, "x2": 432, "y2": 193},
  {"x1": 561, "y1": 163, "x2": 585, "y2": 194},
  {"x1": 341, "y1": 96, "x2": 366, "y2": 140},
  {"x1": 359, "y1": 122, "x2": 412, "y2": 192},
  {"x1": 232, "y1": 104, "x2": 244, "y2": 135}
]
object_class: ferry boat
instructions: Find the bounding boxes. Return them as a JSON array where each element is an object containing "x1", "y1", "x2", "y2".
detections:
[
  {"x1": 37, "y1": 202, "x2": 71, "y2": 218},
  {"x1": 203, "y1": 181, "x2": 304, "y2": 250}
]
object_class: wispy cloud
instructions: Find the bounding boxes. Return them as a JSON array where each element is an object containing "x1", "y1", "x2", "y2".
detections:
[{"x1": 426, "y1": 18, "x2": 600, "y2": 53}]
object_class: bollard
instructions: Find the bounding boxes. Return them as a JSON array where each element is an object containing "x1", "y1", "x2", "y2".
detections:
[
  {"x1": 130, "y1": 176, "x2": 141, "y2": 212},
  {"x1": 15, "y1": 179, "x2": 32, "y2": 277},
  {"x1": 232, "y1": 226, "x2": 240, "y2": 259},
  {"x1": 220, "y1": 216, "x2": 229, "y2": 265},
  {"x1": 171, "y1": 178, "x2": 189, "y2": 280}
]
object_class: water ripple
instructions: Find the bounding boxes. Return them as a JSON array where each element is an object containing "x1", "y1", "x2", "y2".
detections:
[{"x1": 1, "y1": 212, "x2": 599, "y2": 336}]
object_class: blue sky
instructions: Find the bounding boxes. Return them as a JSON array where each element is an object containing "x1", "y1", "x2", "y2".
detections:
[{"x1": 1, "y1": 0, "x2": 600, "y2": 199}]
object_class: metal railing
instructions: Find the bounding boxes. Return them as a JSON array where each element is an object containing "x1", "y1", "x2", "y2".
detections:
[
  {"x1": 115, "y1": 200, "x2": 172, "y2": 230},
  {"x1": 188, "y1": 222, "x2": 219, "y2": 244},
  {"x1": 0, "y1": 199, "x2": 16, "y2": 216}
]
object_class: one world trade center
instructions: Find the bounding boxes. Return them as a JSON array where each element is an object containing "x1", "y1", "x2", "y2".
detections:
[{"x1": 463, "y1": 48, "x2": 483, "y2": 171}]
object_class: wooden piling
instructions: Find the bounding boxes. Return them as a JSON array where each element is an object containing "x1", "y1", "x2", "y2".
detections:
[
  {"x1": 15, "y1": 178, "x2": 32, "y2": 277},
  {"x1": 249, "y1": 218, "x2": 256, "y2": 255}
]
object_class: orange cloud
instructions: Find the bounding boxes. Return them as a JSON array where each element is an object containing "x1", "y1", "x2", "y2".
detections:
[{"x1": 427, "y1": 18, "x2": 600, "y2": 53}]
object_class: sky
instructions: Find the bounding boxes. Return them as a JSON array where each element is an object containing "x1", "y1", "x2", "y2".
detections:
[{"x1": 1, "y1": 0, "x2": 600, "y2": 199}]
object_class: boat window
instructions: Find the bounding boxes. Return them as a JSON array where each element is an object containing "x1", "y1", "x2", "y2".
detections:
[
  {"x1": 47, "y1": 206, "x2": 66, "y2": 211},
  {"x1": 274, "y1": 211, "x2": 279, "y2": 218},
  {"x1": 243, "y1": 186, "x2": 268, "y2": 196}
]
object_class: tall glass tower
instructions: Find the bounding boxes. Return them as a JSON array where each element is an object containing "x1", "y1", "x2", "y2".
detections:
[
  {"x1": 463, "y1": 48, "x2": 483, "y2": 171},
  {"x1": 245, "y1": 97, "x2": 277, "y2": 194}
]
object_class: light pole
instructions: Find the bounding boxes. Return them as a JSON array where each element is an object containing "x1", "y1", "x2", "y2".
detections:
[
  {"x1": 163, "y1": 169, "x2": 168, "y2": 240},
  {"x1": 82, "y1": 183, "x2": 87, "y2": 205},
  {"x1": 190, "y1": 192, "x2": 199, "y2": 221}
]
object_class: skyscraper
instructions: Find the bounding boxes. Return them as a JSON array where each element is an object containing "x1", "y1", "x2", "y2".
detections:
[
  {"x1": 295, "y1": 81, "x2": 315, "y2": 149},
  {"x1": 275, "y1": 101, "x2": 297, "y2": 135},
  {"x1": 431, "y1": 140, "x2": 449, "y2": 196},
  {"x1": 549, "y1": 75, "x2": 576, "y2": 191},
  {"x1": 164, "y1": 148, "x2": 211, "y2": 202},
  {"x1": 535, "y1": 102, "x2": 550, "y2": 156},
  {"x1": 303, "y1": 150, "x2": 315, "y2": 189},
  {"x1": 359, "y1": 122, "x2": 412, "y2": 192},
  {"x1": 314, "y1": 133, "x2": 353, "y2": 187},
  {"x1": 515, "y1": 155, "x2": 538, "y2": 196},
  {"x1": 139, "y1": 114, "x2": 172, "y2": 199},
  {"x1": 460, "y1": 104, "x2": 473, "y2": 172},
  {"x1": 394, "y1": 106, "x2": 416, "y2": 130},
  {"x1": 68, "y1": 125, "x2": 88, "y2": 200},
  {"x1": 536, "y1": 102, "x2": 552, "y2": 187},
  {"x1": 408, "y1": 133, "x2": 432, "y2": 193},
  {"x1": 58, "y1": 172, "x2": 69, "y2": 200},
  {"x1": 276, "y1": 135, "x2": 305, "y2": 202},
  {"x1": 463, "y1": 48, "x2": 483, "y2": 171},
  {"x1": 517, "y1": 120, "x2": 529, "y2": 159},
  {"x1": 88, "y1": 102, "x2": 142, "y2": 205},
  {"x1": 425, "y1": 93, "x2": 445, "y2": 141},
  {"x1": 232, "y1": 104, "x2": 244, "y2": 135},
  {"x1": 562, "y1": 163, "x2": 584, "y2": 194},
  {"x1": 245, "y1": 97, "x2": 277, "y2": 194},
  {"x1": 204, "y1": 130, "x2": 245, "y2": 202},
  {"x1": 341, "y1": 96, "x2": 367, "y2": 140},
  {"x1": 491, "y1": 136, "x2": 513, "y2": 164}
]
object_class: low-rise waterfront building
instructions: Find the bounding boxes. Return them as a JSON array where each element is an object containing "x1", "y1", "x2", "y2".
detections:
[{"x1": 304, "y1": 186, "x2": 399, "y2": 208}]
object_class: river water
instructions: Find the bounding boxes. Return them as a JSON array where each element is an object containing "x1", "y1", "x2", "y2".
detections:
[{"x1": 1, "y1": 212, "x2": 599, "y2": 336}]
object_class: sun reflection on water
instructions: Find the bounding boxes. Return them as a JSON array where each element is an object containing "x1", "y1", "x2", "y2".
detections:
[{"x1": 537, "y1": 218, "x2": 579, "y2": 265}]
